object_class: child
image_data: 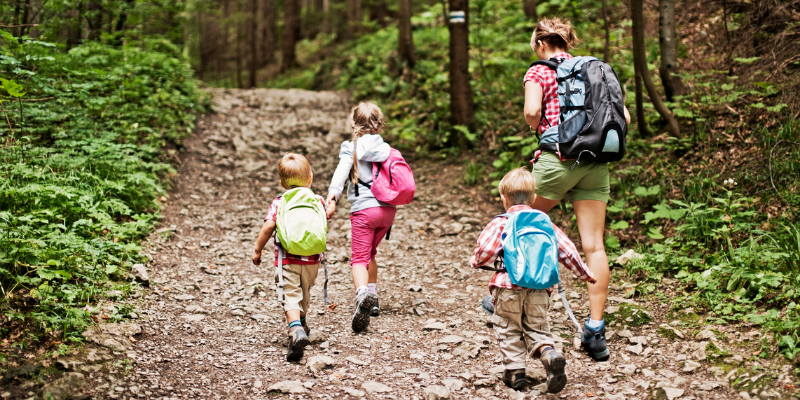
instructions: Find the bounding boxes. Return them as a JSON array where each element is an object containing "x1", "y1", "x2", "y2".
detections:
[
  {"x1": 252, "y1": 153, "x2": 327, "y2": 361},
  {"x1": 325, "y1": 101, "x2": 394, "y2": 333},
  {"x1": 469, "y1": 168, "x2": 597, "y2": 393}
]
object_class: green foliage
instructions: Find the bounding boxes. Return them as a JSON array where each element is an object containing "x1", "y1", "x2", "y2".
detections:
[{"x1": 0, "y1": 37, "x2": 206, "y2": 343}]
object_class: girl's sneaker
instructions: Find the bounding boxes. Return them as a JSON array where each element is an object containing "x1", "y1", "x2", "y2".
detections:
[
  {"x1": 286, "y1": 326, "x2": 310, "y2": 362},
  {"x1": 540, "y1": 349, "x2": 567, "y2": 393},
  {"x1": 351, "y1": 291, "x2": 377, "y2": 332},
  {"x1": 370, "y1": 298, "x2": 380, "y2": 317}
]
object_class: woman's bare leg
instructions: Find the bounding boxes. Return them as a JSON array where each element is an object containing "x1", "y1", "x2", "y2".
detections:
[{"x1": 573, "y1": 199, "x2": 609, "y2": 321}]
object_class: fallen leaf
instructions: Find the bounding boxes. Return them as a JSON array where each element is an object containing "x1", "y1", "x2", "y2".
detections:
[
  {"x1": 586, "y1": 393, "x2": 596, "y2": 397},
  {"x1": 185, "y1": 246, "x2": 198, "y2": 250},
  {"x1": 328, "y1": 303, "x2": 338, "y2": 312},
  {"x1": 101, "y1": 315, "x2": 109, "y2": 319},
  {"x1": 209, "y1": 265, "x2": 216, "y2": 269},
  {"x1": 785, "y1": 383, "x2": 795, "y2": 390},
  {"x1": 129, "y1": 336, "x2": 138, "y2": 342}
]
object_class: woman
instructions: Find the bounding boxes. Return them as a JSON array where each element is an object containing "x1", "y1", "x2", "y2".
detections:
[{"x1": 523, "y1": 17, "x2": 631, "y2": 362}]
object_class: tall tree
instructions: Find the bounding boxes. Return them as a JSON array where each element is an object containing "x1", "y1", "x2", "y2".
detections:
[
  {"x1": 248, "y1": 0, "x2": 258, "y2": 88},
  {"x1": 601, "y1": 0, "x2": 610, "y2": 61},
  {"x1": 397, "y1": 0, "x2": 417, "y2": 68},
  {"x1": 282, "y1": 0, "x2": 300, "y2": 71},
  {"x1": 66, "y1": 2, "x2": 83, "y2": 50},
  {"x1": 87, "y1": 0, "x2": 103, "y2": 40},
  {"x1": 261, "y1": 0, "x2": 276, "y2": 67},
  {"x1": 523, "y1": 0, "x2": 537, "y2": 21},
  {"x1": 347, "y1": 0, "x2": 361, "y2": 38},
  {"x1": 321, "y1": 0, "x2": 330, "y2": 34},
  {"x1": 448, "y1": 0, "x2": 475, "y2": 146},
  {"x1": 658, "y1": 0, "x2": 685, "y2": 101},
  {"x1": 632, "y1": 0, "x2": 680, "y2": 137}
]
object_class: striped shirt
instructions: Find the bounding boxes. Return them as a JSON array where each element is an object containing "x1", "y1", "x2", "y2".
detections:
[
  {"x1": 264, "y1": 195, "x2": 327, "y2": 267},
  {"x1": 468, "y1": 204, "x2": 594, "y2": 292}
]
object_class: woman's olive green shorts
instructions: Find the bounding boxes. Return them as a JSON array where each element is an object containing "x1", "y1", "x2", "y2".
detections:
[{"x1": 531, "y1": 152, "x2": 610, "y2": 203}]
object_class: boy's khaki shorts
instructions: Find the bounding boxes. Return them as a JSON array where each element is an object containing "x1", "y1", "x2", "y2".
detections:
[
  {"x1": 274, "y1": 263, "x2": 320, "y2": 314},
  {"x1": 532, "y1": 151, "x2": 610, "y2": 203},
  {"x1": 491, "y1": 288, "x2": 555, "y2": 370}
]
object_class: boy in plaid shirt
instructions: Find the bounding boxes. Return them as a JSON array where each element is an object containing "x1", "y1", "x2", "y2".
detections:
[{"x1": 469, "y1": 168, "x2": 596, "y2": 393}]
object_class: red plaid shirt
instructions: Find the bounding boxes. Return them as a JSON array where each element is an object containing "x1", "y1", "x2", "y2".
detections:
[
  {"x1": 469, "y1": 205, "x2": 594, "y2": 293},
  {"x1": 523, "y1": 52, "x2": 572, "y2": 135},
  {"x1": 264, "y1": 195, "x2": 327, "y2": 267}
]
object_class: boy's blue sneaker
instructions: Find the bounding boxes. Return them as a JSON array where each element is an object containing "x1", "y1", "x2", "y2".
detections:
[
  {"x1": 581, "y1": 319, "x2": 610, "y2": 361},
  {"x1": 351, "y1": 291, "x2": 377, "y2": 332},
  {"x1": 481, "y1": 295, "x2": 494, "y2": 315}
]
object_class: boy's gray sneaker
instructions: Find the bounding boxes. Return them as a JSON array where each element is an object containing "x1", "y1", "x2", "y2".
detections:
[
  {"x1": 541, "y1": 349, "x2": 567, "y2": 393},
  {"x1": 502, "y1": 369, "x2": 527, "y2": 391},
  {"x1": 481, "y1": 295, "x2": 494, "y2": 315},
  {"x1": 370, "y1": 297, "x2": 380, "y2": 317},
  {"x1": 351, "y1": 291, "x2": 377, "y2": 332},
  {"x1": 581, "y1": 319, "x2": 610, "y2": 361},
  {"x1": 286, "y1": 326, "x2": 310, "y2": 362}
]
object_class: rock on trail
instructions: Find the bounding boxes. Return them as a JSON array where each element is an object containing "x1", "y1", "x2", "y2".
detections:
[{"x1": 54, "y1": 89, "x2": 748, "y2": 399}]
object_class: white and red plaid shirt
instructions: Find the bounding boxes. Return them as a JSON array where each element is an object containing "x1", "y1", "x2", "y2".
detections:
[
  {"x1": 469, "y1": 204, "x2": 594, "y2": 293},
  {"x1": 523, "y1": 52, "x2": 572, "y2": 135},
  {"x1": 264, "y1": 195, "x2": 327, "y2": 267}
]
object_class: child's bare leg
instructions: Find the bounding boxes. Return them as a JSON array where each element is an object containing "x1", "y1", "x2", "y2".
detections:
[
  {"x1": 367, "y1": 259, "x2": 378, "y2": 284},
  {"x1": 352, "y1": 264, "x2": 369, "y2": 288},
  {"x1": 285, "y1": 309, "x2": 301, "y2": 324}
]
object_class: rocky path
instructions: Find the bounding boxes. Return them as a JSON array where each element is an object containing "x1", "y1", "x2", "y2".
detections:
[{"x1": 61, "y1": 89, "x2": 787, "y2": 400}]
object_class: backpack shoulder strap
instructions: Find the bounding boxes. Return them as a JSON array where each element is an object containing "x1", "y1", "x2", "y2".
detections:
[{"x1": 529, "y1": 59, "x2": 559, "y2": 71}]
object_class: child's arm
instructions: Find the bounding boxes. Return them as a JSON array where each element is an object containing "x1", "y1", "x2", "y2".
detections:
[
  {"x1": 252, "y1": 220, "x2": 276, "y2": 266},
  {"x1": 553, "y1": 225, "x2": 597, "y2": 283},
  {"x1": 326, "y1": 142, "x2": 354, "y2": 209},
  {"x1": 469, "y1": 218, "x2": 505, "y2": 269}
]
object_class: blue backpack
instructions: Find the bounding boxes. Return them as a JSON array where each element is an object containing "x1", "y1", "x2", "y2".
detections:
[
  {"x1": 498, "y1": 209, "x2": 560, "y2": 289},
  {"x1": 489, "y1": 209, "x2": 584, "y2": 333}
]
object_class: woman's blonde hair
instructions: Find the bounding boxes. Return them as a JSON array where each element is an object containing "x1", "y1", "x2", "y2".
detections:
[
  {"x1": 530, "y1": 17, "x2": 578, "y2": 52},
  {"x1": 348, "y1": 101, "x2": 385, "y2": 181}
]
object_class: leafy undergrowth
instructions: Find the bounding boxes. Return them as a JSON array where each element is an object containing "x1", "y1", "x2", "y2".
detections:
[
  {"x1": 0, "y1": 33, "x2": 208, "y2": 364},
  {"x1": 265, "y1": 0, "x2": 800, "y2": 361}
]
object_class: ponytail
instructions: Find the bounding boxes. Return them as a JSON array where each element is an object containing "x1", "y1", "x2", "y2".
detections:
[{"x1": 348, "y1": 101, "x2": 385, "y2": 182}]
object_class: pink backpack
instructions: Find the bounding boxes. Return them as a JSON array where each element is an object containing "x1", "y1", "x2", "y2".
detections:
[{"x1": 355, "y1": 148, "x2": 416, "y2": 205}]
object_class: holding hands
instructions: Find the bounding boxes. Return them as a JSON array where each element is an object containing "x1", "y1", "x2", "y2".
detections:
[{"x1": 325, "y1": 194, "x2": 337, "y2": 219}]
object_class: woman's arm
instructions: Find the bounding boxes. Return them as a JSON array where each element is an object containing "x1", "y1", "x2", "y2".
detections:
[
  {"x1": 524, "y1": 82, "x2": 544, "y2": 129},
  {"x1": 623, "y1": 106, "x2": 631, "y2": 124}
]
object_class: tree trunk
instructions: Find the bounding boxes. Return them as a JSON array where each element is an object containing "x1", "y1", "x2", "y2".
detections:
[
  {"x1": 601, "y1": 0, "x2": 610, "y2": 61},
  {"x1": 248, "y1": 0, "x2": 258, "y2": 88},
  {"x1": 19, "y1": 0, "x2": 31, "y2": 38},
  {"x1": 321, "y1": 0, "x2": 330, "y2": 34},
  {"x1": 523, "y1": 0, "x2": 537, "y2": 21},
  {"x1": 369, "y1": 0, "x2": 390, "y2": 25},
  {"x1": 348, "y1": 0, "x2": 361, "y2": 38},
  {"x1": 262, "y1": 0, "x2": 276, "y2": 67},
  {"x1": 281, "y1": 0, "x2": 300, "y2": 71},
  {"x1": 448, "y1": 0, "x2": 475, "y2": 147},
  {"x1": 398, "y1": 0, "x2": 417, "y2": 68},
  {"x1": 87, "y1": 0, "x2": 103, "y2": 41},
  {"x1": 113, "y1": 0, "x2": 134, "y2": 46},
  {"x1": 634, "y1": 69, "x2": 648, "y2": 137},
  {"x1": 632, "y1": 0, "x2": 680, "y2": 137},
  {"x1": 658, "y1": 0, "x2": 685, "y2": 101},
  {"x1": 67, "y1": 2, "x2": 82, "y2": 50},
  {"x1": 12, "y1": 0, "x2": 21, "y2": 38}
]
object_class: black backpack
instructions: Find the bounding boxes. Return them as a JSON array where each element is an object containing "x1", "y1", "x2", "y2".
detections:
[{"x1": 531, "y1": 56, "x2": 628, "y2": 167}]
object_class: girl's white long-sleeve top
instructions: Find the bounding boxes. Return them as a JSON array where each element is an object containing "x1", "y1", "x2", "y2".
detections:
[{"x1": 327, "y1": 134, "x2": 394, "y2": 213}]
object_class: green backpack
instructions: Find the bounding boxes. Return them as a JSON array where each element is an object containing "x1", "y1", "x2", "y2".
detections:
[{"x1": 276, "y1": 187, "x2": 327, "y2": 256}]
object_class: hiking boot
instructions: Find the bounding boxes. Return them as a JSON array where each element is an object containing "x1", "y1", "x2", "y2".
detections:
[
  {"x1": 370, "y1": 297, "x2": 380, "y2": 317},
  {"x1": 351, "y1": 291, "x2": 377, "y2": 332},
  {"x1": 581, "y1": 319, "x2": 610, "y2": 361},
  {"x1": 286, "y1": 326, "x2": 310, "y2": 362},
  {"x1": 502, "y1": 369, "x2": 527, "y2": 391},
  {"x1": 540, "y1": 348, "x2": 567, "y2": 393},
  {"x1": 481, "y1": 295, "x2": 494, "y2": 315}
]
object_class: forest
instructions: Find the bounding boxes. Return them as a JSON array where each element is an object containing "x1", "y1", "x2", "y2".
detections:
[{"x1": 1, "y1": 0, "x2": 799, "y2": 398}]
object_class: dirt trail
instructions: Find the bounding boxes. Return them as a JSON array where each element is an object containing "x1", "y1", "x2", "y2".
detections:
[{"x1": 103, "y1": 89, "x2": 749, "y2": 400}]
